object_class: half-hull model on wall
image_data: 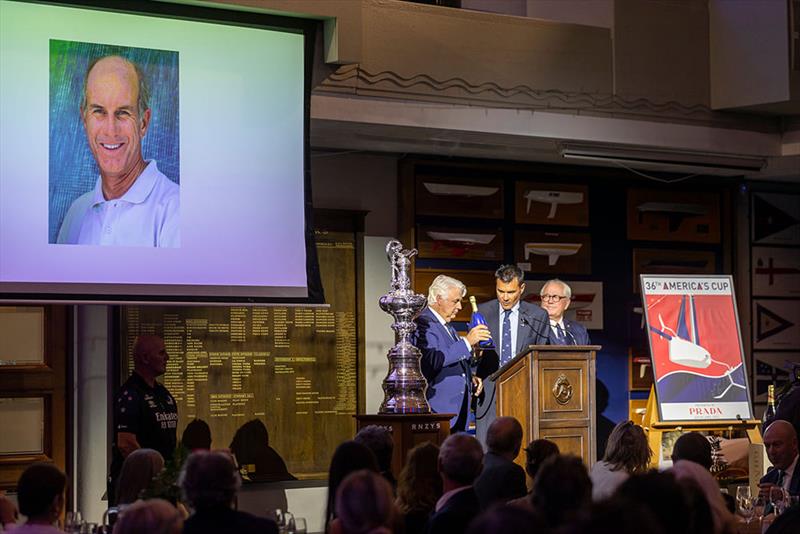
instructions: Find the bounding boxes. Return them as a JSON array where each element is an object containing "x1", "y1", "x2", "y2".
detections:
[
  {"x1": 627, "y1": 189, "x2": 721, "y2": 243},
  {"x1": 416, "y1": 176, "x2": 504, "y2": 219},
  {"x1": 515, "y1": 181, "x2": 589, "y2": 226},
  {"x1": 416, "y1": 225, "x2": 504, "y2": 261},
  {"x1": 515, "y1": 231, "x2": 591, "y2": 274}
]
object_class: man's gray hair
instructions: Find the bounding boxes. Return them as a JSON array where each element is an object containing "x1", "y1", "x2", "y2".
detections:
[
  {"x1": 427, "y1": 274, "x2": 466, "y2": 306},
  {"x1": 540, "y1": 279, "x2": 572, "y2": 299},
  {"x1": 438, "y1": 433, "x2": 483, "y2": 485},
  {"x1": 179, "y1": 450, "x2": 241, "y2": 510},
  {"x1": 495, "y1": 264, "x2": 525, "y2": 285},
  {"x1": 80, "y1": 55, "x2": 150, "y2": 124}
]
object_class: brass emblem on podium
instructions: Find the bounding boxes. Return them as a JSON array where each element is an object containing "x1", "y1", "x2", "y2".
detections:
[{"x1": 552, "y1": 374, "x2": 573, "y2": 405}]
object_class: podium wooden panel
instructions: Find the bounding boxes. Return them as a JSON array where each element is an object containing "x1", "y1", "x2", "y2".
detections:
[
  {"x1": 494, "y1": 345, "x2": 599, "y2": 466},
  {"x1": 355, "y1": 413, "x2": 453, "y2": 476}
]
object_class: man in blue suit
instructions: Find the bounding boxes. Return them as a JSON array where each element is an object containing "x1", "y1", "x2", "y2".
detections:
[
  {"x1": 475, "y1": 265, "x2": 550, "y2": 446},
  {"x1": 540, "y1": 279, "x2": 591, "y2": 346},
  {"x1": 759, "y1": 420, "x2": 800, "y2": 499},
  {"x1": 415, "y1": 275, "x2": 491, "y2": 432}
]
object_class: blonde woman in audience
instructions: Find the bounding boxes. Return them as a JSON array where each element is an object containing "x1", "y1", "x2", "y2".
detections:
[
  {"x1": 590, "y1": 420, "x2": 651, "y2": 501},
  {"x1": 113, "y1": 499, "x2": 183, "y2": 534},
  {"x1": 330, "y1": 470, "x2": 396, "y2": 534}
]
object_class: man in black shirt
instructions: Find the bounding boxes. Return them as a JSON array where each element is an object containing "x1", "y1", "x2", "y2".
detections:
[{"x1": 109, "y1": 335, "x2": 178, "y2": 504}]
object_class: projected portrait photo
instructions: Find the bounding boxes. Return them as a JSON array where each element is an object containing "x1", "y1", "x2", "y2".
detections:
[{"x1": 49, "y1": 40, "x2": 180, "y2": 248}]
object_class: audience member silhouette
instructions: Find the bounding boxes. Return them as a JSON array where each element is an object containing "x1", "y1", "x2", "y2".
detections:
[
  {"x1": 329, "y1": 470, "x2": 396, "y2": 534},
  {"x1": 229, "y1": 419, "x2": 295, "y2": 483},
  {"x1": 116, "y1": 448, "x2": 165, "y2": 506},
  {"x1": 395, "y1": 442, "x2": 442, "y2": 534},
  {"x1": 590, "y1": 420, "x2": 651, "y2": 501},
  {"x1": 507, "y1": 438, "x2": 559, "y2": 509},
  {"x1": 559, "y1": 496, "x2": 665, "y2": 534},
  {"x1": 354, "y1": 425, "x2": 396, "y2": 490},
  {"x1": 616, "y1": 470, "x2": 711, "y2": 534},
  {"x1": 325, "y1": 441, "x2": 380, "y2": 532},
  {"x1": 466, "y1": 505, "x2": 544, "y2": 534},
  {"x1": 182, "y1": 419, "x2": 212, "y2": 452},
  {"x1": 530, "y1": 454, "x2": 591, "y2": 529},
  {"x1": 765, "y1": 501, "x2": 800, "y2": 534},
  {"x1": 179, "y1": 450, "x2": 278, "y2": 534},
  {"x1": 425, "y1": 433, "x2": 483, "y2": 534},
  {"x1": 113, "y1": 498, "x2": 183, "y2": 534},
  {"x1": 670, "y1": 431, "x2": 712, "y2": 470},
  {"x1": 13, "y1": 463, "x2": 67, "y2": 534},
  {"x1": 473, "y1": 416, "x2": 527, "y2": 509},
  {"x1": 670, "y1": 460, "x2": 736, "y2": 534}
]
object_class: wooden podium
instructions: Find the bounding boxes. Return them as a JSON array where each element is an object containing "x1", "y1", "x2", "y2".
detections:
[{"x1": 491, "y1": 345, "x2": 600, "y2": 466}]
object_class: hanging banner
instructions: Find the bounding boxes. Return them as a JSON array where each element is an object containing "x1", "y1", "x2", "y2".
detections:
[{"x1": 641, "y1": 275, "x2": 752, "y2": 421}]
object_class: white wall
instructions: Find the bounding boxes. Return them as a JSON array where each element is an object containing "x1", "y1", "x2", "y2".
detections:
[{"x1": 75, "y1": 305, "x2": 110, "y2": 524}]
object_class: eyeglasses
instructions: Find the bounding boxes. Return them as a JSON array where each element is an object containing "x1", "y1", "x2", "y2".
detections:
[{"x1": 541, "y1": 294, "x2": 568, "y2": 302}]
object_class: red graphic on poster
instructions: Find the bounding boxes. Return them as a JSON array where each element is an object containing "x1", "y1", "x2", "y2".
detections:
[{"x1": 646, "y1": 294, "x2": 743, "y2": 380}]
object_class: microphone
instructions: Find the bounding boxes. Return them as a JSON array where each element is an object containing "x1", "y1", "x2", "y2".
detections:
[{"x1": 564, "y1": 327, "x2": 578, "y2": 346}]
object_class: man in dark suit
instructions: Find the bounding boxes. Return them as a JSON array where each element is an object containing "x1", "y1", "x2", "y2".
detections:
[
  {"x1": 416, "y1": 275, "x2": 491, "y2": 432},
  {"x1": 473, "y1": 416, "x2": 527, "y2": 509},
  {"x1": 475, "y1": 265, "x2": 549, "y2": 445},
  {"x1": 426, "y1": 433, "x2": 484, "y2": 533},
  {"x1": 759, "y1": 420, "x2": 800, "y2": 499},
  {"x1": 540, "y1": 279, "x2": 591, "y2": 346}
]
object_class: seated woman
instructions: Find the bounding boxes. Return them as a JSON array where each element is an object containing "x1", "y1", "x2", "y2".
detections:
[
  {"x1": 590, "y1": 420, "x2": 651, "y2": 501},
  {"x1": 10, "y1": 463, "x2": 67, "y2": 533},
  {"x1": 395, "y1": 442, "x2": 442, "y2": 534},
  {"x1": 330, "y1": 470, "x2": 396, "y2": 534},
  {"x1": 116, "y1": 448, "x2": 165, "y2": 506}
]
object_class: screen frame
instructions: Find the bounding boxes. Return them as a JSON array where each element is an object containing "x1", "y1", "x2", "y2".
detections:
[{"x1": 0, "y1": 0, "x2": 324, "y2": 305}]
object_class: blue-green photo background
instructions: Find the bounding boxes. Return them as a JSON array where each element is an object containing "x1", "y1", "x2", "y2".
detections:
[{"x1": 49, "y1": 40, "x2": 179, "y2": 243}]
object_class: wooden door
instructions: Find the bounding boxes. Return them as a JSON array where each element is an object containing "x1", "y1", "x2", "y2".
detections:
[{"x1": 0, "y1": 306, "x2": 69, "y2": 490}]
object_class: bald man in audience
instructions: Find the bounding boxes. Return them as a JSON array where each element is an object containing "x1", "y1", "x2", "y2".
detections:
[
  {"x1": 759, "y1": 420, "x2": 800, "y2": 498},
  {"x1": 473, "y1": 416, "x2": 527, "y2": 509},
  {"x1": 426, "y1": 433, "x2": 484, "y2": 533}
]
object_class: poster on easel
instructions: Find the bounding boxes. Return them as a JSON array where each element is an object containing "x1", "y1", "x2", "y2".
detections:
[{"x1": 641, "y1": 275, "x2": 753, "y2": 422}]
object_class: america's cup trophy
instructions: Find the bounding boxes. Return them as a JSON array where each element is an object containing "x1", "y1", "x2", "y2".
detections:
[{"x1": 378, "y1": 240, "x2": 430, "y2": 413}]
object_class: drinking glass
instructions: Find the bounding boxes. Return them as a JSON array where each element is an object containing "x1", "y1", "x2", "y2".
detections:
[
  {"x1": 65, "y1": 511, "x2": 83, "y2": 533},
  {"x1": 737, "y1": 496, "x2": 754, "y2": 524},
  {"x1": 769, "y1": 486, "x2": 786, "y2": 516},
  {"x1": 288, "y1": 517, "x2": 307, "y2": 534},
  {"x1": 735, "y1": 485, "x2": 751, "y2": 508},
  {"x1": 754, "y1": 495, "x2": 768, "y2": 524}
]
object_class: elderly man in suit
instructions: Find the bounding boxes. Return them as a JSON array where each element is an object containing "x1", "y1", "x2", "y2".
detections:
[
  {"x1": 759, "y1": 420, "x2": 800, "y2": 499},
  {"x1": 540, "y1": 279, "x2": 591, "y2": 346},
  {"x1": 415, "y1": 274, "x2": 491, "y2": 432},
  {"x1": 426, "y1": 433, "x2": 484, "y2": 533},
  {"x1": 475, "y1": 265, "x2": 550, "y2": 446}
]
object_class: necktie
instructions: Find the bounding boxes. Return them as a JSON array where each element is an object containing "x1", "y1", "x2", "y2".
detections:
[
  {"x1": 556, "y1": 323, "x2": 566, "y2": 344},
  {"x1": 447, "y1": 324, "x2": 459, "y2": 342},
  {"x1": 501, "y1": 309, "x2": 513, "y2": 364},
  {"x1": 777, "y1": 469, "x2": 785, "y2": 489}
]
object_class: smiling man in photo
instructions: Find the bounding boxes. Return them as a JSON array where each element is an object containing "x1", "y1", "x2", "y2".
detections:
[{"x1": 57, "y1": 55, "x2": 179, "y2": 247}]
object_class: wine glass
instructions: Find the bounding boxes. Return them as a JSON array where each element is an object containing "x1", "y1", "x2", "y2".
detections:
[
  {"x1": 769, "y1": 486, "x2": 786, "y2": 516},
  {"x1": 735, "y1": 485, "x2": 751, "y2": 509},
  {"x1": 286, "y1": 516, "x2": 306, "y2": 534},
  {"x1": 754, "y1": 495, "x2": 768, "y2": 524},
  {"x1": 65, "y1": 511, "x2": 83, "y2": 533},
  {"x1": 738, "y1": 495, "x2": 755, "y2": 525}
]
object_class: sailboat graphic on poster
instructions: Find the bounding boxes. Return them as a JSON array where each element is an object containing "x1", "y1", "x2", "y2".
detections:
[{"x1": 641, "y1": 275, "x2": 753, "y2": 421}]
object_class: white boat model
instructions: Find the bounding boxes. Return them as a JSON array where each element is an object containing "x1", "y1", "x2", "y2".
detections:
[
  {"x1": 423, "y1": 183, "x2": 499, "y2": 197},
  {"x1": 524, "y1": 190, "x2": 583, "y2": 218},
  {"x1": 524, "y1": 243, "x2": 582, "y2": 266},
  {"x1": 426, "y1": 232, "x2": 496, "y2": 245}
]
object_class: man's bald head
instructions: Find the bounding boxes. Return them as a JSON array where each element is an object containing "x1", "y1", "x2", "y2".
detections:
[
  {"x1": 81, "y1": 56, "x2": 150, "y2": 124},
  {"x1": 133, "y1": 335, "x2": 169, "y2": 379},
  {"x1": 763, "y1": 419, "x2": 799, "y2": 471},
  {"x1": 486, "y1": 416, "x2": 523, "y2": 458}
]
